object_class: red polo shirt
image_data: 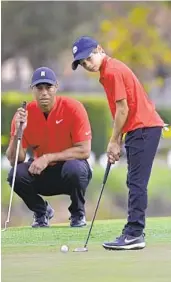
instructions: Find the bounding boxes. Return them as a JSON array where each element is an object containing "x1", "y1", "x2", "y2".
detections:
[
  {"x1": 10, "y1": 96, "x2": 92, "y2": 158},
  {"x1": 100, "y1": 56, "x2": 164, "y2": 133}
]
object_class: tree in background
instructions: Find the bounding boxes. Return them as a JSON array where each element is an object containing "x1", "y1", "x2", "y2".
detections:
[
  {"x1": 1, "y1": 1, "x2": 101, "y2": 68},
  {"x1": 99, "y1": 4, "x2": 171, "y2": 87}
]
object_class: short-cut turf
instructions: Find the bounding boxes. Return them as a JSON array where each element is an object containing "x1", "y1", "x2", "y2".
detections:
[{"x1": 2, "y1": 217, "x2": 171, "y2": 282}]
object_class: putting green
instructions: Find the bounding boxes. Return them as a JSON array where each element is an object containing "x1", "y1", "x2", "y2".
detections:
[{"x1": 2, "y1": 217, "x2": 171, "y2": 282}]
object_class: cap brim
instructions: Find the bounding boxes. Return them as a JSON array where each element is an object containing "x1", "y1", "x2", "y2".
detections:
[
  {"x1": 72, "y1": 61, "x2": 80, "y2": 71},
  {"x1": 31, "y1": 79, "x2": 56, "y2": 87},
  {"x1": 71, "y1": 47, "x2": 95, "y2": 70}
]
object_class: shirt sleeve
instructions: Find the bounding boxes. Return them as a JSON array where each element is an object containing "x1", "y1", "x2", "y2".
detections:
[
  {"x1": 108, "y1": 70, "x2": 127, "y2": 102},
  {"x1": 71, "y1": 101, "x2": 92, "y2": 144},
  {"x1": 10, "y1": 115, "x2": 28, "y2": 149}
]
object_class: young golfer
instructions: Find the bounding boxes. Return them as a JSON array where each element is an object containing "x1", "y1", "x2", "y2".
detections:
[{"x1": 71, "y1": 36, "x2": 164, "y2": 250}]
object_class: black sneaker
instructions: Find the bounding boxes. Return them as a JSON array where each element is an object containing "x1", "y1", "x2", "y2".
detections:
[
  {"x1": 70, "y1": 215, "x2": 86, "y2": 227},
  {"x1": 46, "y1": 201, "x2": 54, "y2": 220},
  {"x1": 31, "y1": 202, "x2": 54, "y2": 228},
  {"x1": 102, "y1": 234, "x2": 145, "y2": 250}
]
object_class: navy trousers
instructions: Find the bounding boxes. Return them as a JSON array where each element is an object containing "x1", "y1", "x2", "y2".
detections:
[
  {"x1": 7, "y1": 159, "x2": 92, "y2": 217},
  {"x1": 124, "y1": 127, "x2": 162, "y2": 236}
]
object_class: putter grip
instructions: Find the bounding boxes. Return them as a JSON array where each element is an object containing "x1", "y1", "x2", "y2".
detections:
[
  {"x1": 103, "y1": 162, "x2": 111, "y2": 184},
  {"x1": 18, "y1": 101, "x2": 27, "y2": 140}
]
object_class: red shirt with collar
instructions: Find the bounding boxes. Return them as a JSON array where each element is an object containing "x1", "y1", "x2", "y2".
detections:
[
  {"x1": 99, "y1": 56, "x2": 164, "y2": 133},
  {"x1": 10, "y1": 96, "x2": 92, "y2": 158}
]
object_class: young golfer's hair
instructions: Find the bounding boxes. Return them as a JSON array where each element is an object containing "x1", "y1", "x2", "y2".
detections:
[{"x1": 91, "y1": 46, "x2": 105, "y2": 54}]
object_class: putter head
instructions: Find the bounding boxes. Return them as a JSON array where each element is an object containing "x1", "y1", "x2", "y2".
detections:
[
  {"x1": 2, "y1": 221, "x2": 8, "y2": 232},
  {"x1": 73, "y1": 247, "x2": 88, "y2": 252}
]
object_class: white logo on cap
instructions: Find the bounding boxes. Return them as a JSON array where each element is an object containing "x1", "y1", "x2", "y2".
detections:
[
  {"x1": 41, "y1": 71, "x2": 46, "y2": 76},
  {"x1": 73, "y1": 46, "x2": 78, "y2": 54}
]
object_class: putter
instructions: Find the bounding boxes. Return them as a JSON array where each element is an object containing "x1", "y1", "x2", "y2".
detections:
[
  {"x1": 73, "y1": 161, "x2": 111, "y2": 252},
  {"x1": 2, "y1": 101, "x2": 27, "y2": 232}
]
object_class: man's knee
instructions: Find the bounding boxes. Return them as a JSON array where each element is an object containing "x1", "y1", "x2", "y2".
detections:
[
  {"x1": 7, "y1": 167, "x2": 14, "y2": 186},
  {"x1": 62, "y1": 160, "x2": 90, "y2": 183},
  {"x1": 7, "y1": 162, "x2": 30, "y2": 187}
]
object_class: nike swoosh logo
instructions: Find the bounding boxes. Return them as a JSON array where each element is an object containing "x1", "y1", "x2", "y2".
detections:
[
  {"x1": 124, "y1": 238, "x2": 138, "y2": 244},
  {"x1": 85, "y1": 131, "x2": 91, "y2": 136},
  {"x1": 56, "y1": 119, "x2": 63, "y2": 124}
]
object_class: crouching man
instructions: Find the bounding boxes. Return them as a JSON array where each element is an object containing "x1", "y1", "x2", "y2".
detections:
[{"x1": 6, "y1": 67, "x2": 92, "y2": 228}]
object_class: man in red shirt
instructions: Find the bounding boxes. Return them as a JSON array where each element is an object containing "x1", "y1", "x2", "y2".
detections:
[
  {"x1": 71, "y1": 36, "x2": 164, "y2": 250},
  {"x1": 6, "y1": 67, "x2": 92, "y2": 228}
]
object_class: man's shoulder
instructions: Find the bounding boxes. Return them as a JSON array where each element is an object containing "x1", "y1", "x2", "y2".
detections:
[
  {"x1": 107, "y1": 58, "x2": 130, "y2": 73},
  {"x1": 60, "y1": 96, "x2": 84, "y2": 109},
  {"x1": 26, "y1": 100, "x2": 38, "y2": 110},
  {"x1": 104, "y1": 58, "x2": 134, "y2": 80}
]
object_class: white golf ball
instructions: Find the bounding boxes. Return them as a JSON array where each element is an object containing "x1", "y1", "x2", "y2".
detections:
[{"x1": 60, "y1": 245, "x2": 69, "y2": 253}]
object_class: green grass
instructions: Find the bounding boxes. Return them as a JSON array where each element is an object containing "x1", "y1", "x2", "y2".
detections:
[{"x1": 2, "y1": 217, "x2": 171, "y2": 282}]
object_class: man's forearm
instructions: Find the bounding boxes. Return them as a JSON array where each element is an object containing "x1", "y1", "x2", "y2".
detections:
[
  {"x1": 6, "y1": 135, "x2": 26, "y2": 166},
  {"x1": 110, "y1": 108, "x2": 128, "y2": 143},
  {"x1": 46, "y1": 146, "x2": 90, "y2": 163}
]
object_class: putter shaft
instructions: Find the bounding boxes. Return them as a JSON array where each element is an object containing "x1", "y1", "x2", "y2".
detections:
[
  {"x1": 2, "y1": 139, "x2": 21, "y2": 231},
  {"x1": 84, "y1": 162, "x2": 111, "y2": 248},
  {"x1": 2, "y1": 101, "x2": 26, "y2": 231}
]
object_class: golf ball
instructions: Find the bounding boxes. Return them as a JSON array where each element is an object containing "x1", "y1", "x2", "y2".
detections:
[{"x1": 60, "y1": 245, "x2": 69, "y2": 253}]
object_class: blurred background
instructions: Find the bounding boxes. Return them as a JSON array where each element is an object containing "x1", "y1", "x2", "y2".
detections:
[{"x1": 1, "y1": 1, "x2": 171, "y2": 227}]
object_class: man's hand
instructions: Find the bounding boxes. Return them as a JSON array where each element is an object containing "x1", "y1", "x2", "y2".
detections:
[
  {"x1": 28, "y1": 155, "x2": 49, "y2": 175},
  {"x1": 107, "y1": 141, "x2": 121, "y2": 164},
  {"x1": 14, "y1": 107, "x2": 28, "y2": 134}
]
